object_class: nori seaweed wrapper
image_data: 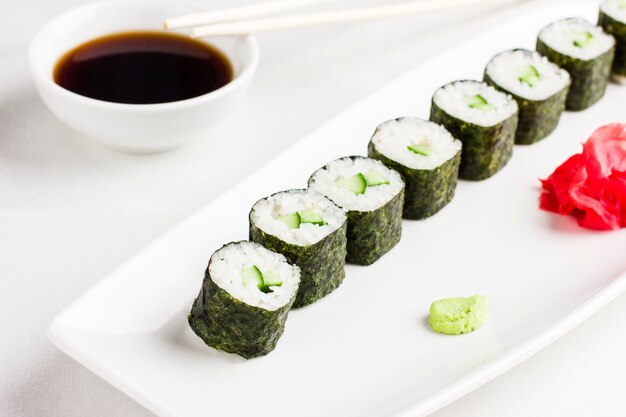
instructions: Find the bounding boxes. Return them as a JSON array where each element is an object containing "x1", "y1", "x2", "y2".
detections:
[
  {"x1": 342, "y1": 189, "x2": 403, "y2": 266},
  {"x1": 188, "y1": 242, "x2": 296, "y2": 359},
  {"x1": 307, "y1": 156, "x2": 404, "y2": 266},
  {"x1": 368, "y1": 141, "x2": 461, "y2": 219},
  {"x1": 429, "y1": 101, "x2": 517, "y2": 181},
  {"x1": 536, "y1": 38, "x2": 615, "y2": 111},
  {"x1": 598, "y1": 9, "x2": 626, "y2": 82},
  {"x1": 250, "y1": 198, "x2": 347, "y2": 308},
  {"x1": 484, "y1": 70, "x2": 569, "y2": 145}
]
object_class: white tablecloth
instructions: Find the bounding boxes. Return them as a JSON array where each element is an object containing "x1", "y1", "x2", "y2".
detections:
[{"x1": 2, "y1": 0, "x2": 625, "y2": 415}]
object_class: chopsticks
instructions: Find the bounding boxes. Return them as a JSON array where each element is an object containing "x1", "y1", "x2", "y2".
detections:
[
  {"x1": 164, "y1": 0, "x2": 340, "y2": 30},
  {"x1": 165, "y1": 0, "x2": 505, "y2": 38}
]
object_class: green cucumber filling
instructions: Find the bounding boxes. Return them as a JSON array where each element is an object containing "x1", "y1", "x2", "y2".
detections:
[
  {"x1": 298, "y1": 209, "x2": 325, "y2": 226},
  {"x1": 363, "y1": 170, "x2": 390, "y2": 186},
  {"x1": 466, "y1": 94, "x2": 493, "y2": 111},
  {"x1": 407, "y1": 143, "x2": 432, "y2": 156},
  {"x1": 242, "y1": 265, "x2": 282, "y2": 293},
  {"x1": 336, "y1": 170, "x2": 389, "y2": 194},
  {"x1": 277, "y1": 210, "x2": 325, "y2": 229},
  {"x1": 572, "y1": 31, "x2": 593, "y2": 48},
  {"x1": 261, "y1": 269, "x2": 282, "y2": 288},
  {"x1": 277, "y1": 212, "x2": 301, "y2": 229},
  {"x1": 518, "y1": 65, "x2": 540, "y2": 87},
  {"x1": 242, "y1": 265, "x2": 263, "y2": 288},
  {"x1": 335, "y1": 173, "x2": 367, "y2": 194}
]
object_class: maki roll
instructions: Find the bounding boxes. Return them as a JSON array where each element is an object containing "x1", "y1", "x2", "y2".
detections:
[
  {"x1": 308, "y1": 156, "x2": 404, "y2": 266},
  {"x1": 537, "y1": 18, "x2": 615, "y2": 110},
  {"x1": 188, "y1": 241, "x2": 300, "y2": 359},
  {"x1": 249, "y1": 189, "x2": 347, "y2": 307},
  {"x1": 430, "y1": 80, "x2": 518, "y2": 181},
  {"x1": 368, "y1": 117, "x2": 462, "y2": 219},
  {"x1": 599, "y1": 0, "x2": 626, "y2": 83},
  {"x1": 484, "y1": 49, "x2": 571, "y2": 145}
]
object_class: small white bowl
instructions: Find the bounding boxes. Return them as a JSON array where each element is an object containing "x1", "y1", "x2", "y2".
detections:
[{"x1": 28, "y1": 1, "x2": 259, "y2": 153}]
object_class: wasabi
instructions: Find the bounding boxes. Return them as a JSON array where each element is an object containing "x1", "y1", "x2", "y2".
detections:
[{"x1": 428, "y1": 295, "x2": 488, "y2": 335}]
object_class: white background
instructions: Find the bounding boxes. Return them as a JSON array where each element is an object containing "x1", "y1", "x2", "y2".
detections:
[{"x1": 1, "y1": 0, "x2": 625, "y2": 415}]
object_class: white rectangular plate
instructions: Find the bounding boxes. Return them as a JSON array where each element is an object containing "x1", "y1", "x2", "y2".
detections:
[{"x1": 49, "y1": 2, "x2": 626, "y2": 417}]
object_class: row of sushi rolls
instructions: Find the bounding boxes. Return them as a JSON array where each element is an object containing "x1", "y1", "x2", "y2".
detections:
[{"x1": 189, "y1": 1, "x2": 626, "y2": 359}]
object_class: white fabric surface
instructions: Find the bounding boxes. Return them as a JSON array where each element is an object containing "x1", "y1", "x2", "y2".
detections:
[{"x1": 1, "y1": 0, "x2": 625, "y2": 416}]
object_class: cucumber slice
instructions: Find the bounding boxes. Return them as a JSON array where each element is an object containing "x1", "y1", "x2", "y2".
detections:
[
  {"x1": 242, "y1": 265, "x2": 263, "y2": 290},
  {"x1": 363, "y1": 170, "x2": 389, "y2": 186},
  {"x1": 518, "y1": 65, "x2": 540, "y2": 87},
  {"x1": 243, "y1": 266, "x2": 282, "y2": 293},
  {"x1": 467, "y1": 94, "x2": 493, "y2": 111},
  {"x1": 407, "y1": 144, "x2": 432, "y2": 156},
  {"x1": 573, "y1": 31, "x2": 593, "y2": 48},
  {"x1": 299, "y1": 209, "x2": 325, "y2": 226},
  {"x1": 276, "y1": 212, "x2": 301, "y2": 229},
  {"x1": 261, "y1": 269, "x2": 282, "y2": 291},
  {"x1": 335, "y1": 173, "x2": 367, "y2": 195}
]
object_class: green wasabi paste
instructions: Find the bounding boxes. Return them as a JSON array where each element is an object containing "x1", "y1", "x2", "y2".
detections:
[{"x1": 428, "y1": 295, "x2": 488, "y2": 335}]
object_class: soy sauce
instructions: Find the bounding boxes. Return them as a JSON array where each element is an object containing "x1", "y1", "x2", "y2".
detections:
[{"x1": 53, "y1": 31, "x2": 233, "y2": 104}]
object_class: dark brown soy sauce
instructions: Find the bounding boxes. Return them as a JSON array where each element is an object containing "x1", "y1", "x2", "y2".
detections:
[{"x1": 53, "y1": 31, "x2": 233, "y2": 104}]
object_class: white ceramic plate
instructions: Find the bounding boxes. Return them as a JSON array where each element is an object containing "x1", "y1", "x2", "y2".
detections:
[{"x1": 49, "y1": 2, "x2": 626, "y2": 417}]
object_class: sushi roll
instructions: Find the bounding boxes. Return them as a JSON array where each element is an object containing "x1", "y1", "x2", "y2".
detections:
[
  {"x1": 368, "y1": 117, "x2": 462, "y2": 219},
  {"x1": 537, "y1": 18, "x2": 615, "y2": 110},
  {"x1": 188, "y1": 241, "x2": 300, "y2": 359},
  {"x1": 484, "y1": 49, "x2": 571, "y2": 145},
  {"x1": 599, "y1": 0, "x2": 626, "y2": 83},
  {"x1": 249, "y1": 189, "x2": 347, "y2": 308},
  {"x1": 308, "y1": 156, "x2": 404, "y2": 266},
  {"x1": 430, "y1": 80, "x2": 518, "y2": 181}
]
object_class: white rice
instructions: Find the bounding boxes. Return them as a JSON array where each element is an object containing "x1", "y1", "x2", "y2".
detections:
[
  {"x1": 485, "y1": 49, "x2": 571, "y2": 101},
  {"x1": 308, "y1": 156, "x2": 404, "y2": 212},
  {"x1": 538, "y1": 18, "x2": 615, "y2": 61},
  {"x1": 601, "y1": 0, "x2": 626, "y2": 23},
  {"x1": 209, "y1": 241, "x2": 300, "y2": 311},
  {"x1": 433, "y1": 80, "x2": 518, "y2": 127},
  {"x1": 250, "y1": 189, "x2": 346, "y2": 246},
  {"x1": 370, "y1": 118, "x2": 461, "y2": 170}
]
